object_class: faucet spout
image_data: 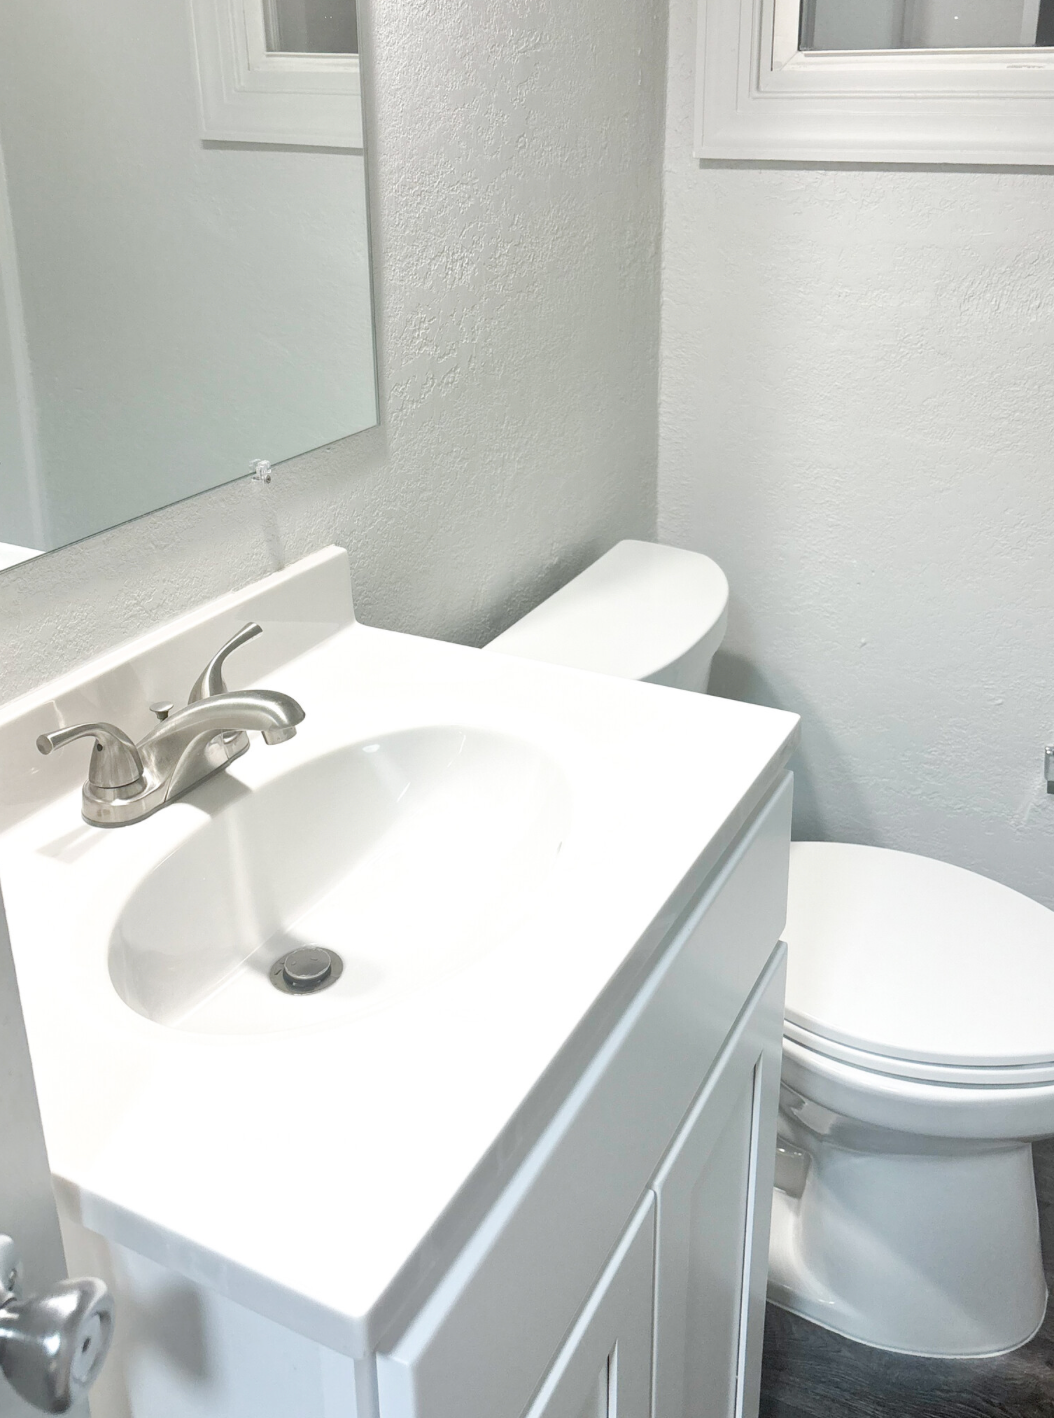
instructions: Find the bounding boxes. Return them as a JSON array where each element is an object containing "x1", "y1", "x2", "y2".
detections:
[
  {"x1": 142, "y1": 690, "x2": 305, "y2": 756},
  {"x1": 138, "y1": 690, "x2": 305, "y2": 804}
]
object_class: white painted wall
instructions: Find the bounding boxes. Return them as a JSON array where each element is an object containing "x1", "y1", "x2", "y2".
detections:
[
  {"x1": 0, "y1": 0, "x2": 662, "y2": 701},
  {"x1": 0, "y1": 0, "x2": 375, "y2": 551},
  {"x1": 659, "y1": 0, "x2": 1054, "y2": 908}
]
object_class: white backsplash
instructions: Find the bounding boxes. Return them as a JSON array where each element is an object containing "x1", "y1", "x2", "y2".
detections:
[{"x1": 0, "y1": 547, "x2": 353, "y2": 831}]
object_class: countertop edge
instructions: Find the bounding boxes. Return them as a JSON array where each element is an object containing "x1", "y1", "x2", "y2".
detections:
[
  {"x1": 57, "y1": 1177, "x2": 373, "y2": 1357},
  {"x1": 362, "y1": 740, "x2": 798, "y2": 1353}
]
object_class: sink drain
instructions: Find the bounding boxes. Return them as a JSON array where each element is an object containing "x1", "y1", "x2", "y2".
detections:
[{"x1": 270, "y1": 946, "x2": 344, "y2": 995}]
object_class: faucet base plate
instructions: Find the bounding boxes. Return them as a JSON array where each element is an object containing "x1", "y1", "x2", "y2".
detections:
[{"x1": 81, "y1": 735, "x2": 249, "y2": 828}]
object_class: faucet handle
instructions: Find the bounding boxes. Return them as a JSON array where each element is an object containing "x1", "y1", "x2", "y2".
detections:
[
  {"x1": 36, "y1": 723, "x2": 145, "y2": 793},
  {"x1": 188, "y1": 622, "x2": 263, "y2": 704}
]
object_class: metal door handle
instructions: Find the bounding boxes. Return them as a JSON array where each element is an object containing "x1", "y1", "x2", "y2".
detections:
[{"x1": 0, "y1": 1236, "x2": 114, "y2": 1413}]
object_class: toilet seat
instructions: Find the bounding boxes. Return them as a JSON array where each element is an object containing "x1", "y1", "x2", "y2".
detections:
[
  {"x1": 784, "y1": 842, "x2": 1054, "y2": 1071},
  {"x1": 780, "y1": 1031, "x2": 1054, "y2": 1142},
  {"x1": 783, "y1": 1019, "x2": 1054, "y2": 1087}
]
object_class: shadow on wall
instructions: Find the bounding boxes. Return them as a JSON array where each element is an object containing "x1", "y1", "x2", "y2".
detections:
[
  {"x1": 482, "y1": 540, "x2": 614, "y2": 648},
  {"x1": 709, "y1": 649, "x2": 877, "y2": 844}
]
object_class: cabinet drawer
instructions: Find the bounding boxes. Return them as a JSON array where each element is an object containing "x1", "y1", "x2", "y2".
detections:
[{"x1": 375, "y1": 774, "x2": 792, "y2": 1418}]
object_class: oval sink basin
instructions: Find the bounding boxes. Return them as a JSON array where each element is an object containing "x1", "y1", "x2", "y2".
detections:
[{"x1": 109, "y1": 727, "x2": 570, "y2": 1034}]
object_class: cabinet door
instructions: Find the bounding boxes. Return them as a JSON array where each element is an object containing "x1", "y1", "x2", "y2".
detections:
[
  {"x1": 524, "y1": 1195, "x2": 655, "y2": 1418},
  {"x1": 651, "y1": 944, "x2": 786, "y2": 1418},
  {"x1": 375, "y1": 778, "x2": 792, "y2": 1418}
]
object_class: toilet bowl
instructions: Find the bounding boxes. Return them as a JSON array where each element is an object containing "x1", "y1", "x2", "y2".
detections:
[
  {"x1": 772, "y1": 841, "x2": 1054, "y2": 1357},
  {"x1": 486, "y1": 538, "x2": 1054, "y2": 1359}
]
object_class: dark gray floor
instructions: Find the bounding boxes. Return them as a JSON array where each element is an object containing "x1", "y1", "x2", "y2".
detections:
[{"x1": 759, "y1": 1138, "x2": 1054, "y2": 1418}]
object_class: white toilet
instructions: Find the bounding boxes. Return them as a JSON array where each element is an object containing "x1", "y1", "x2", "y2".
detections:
[{"x1": 487, "y1": 538, "x2": 1054, "y2": 1360}]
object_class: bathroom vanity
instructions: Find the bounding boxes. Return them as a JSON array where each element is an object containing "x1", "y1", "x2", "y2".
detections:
[{"x1": 0, "y1": 550, "x2": 798, "y2": 1418}]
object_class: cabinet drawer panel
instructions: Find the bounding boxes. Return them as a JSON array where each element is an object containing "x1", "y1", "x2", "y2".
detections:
[{"x1": 376, "y1": 774, "x2": 792, "y2": 1418}]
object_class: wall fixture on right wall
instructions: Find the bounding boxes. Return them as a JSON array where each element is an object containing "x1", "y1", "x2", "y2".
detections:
[{"x1": 696, "y1": 0, "x2": 1054, "y2": 162}]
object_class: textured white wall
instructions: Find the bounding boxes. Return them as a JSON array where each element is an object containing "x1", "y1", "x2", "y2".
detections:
[
  {"x1": 0, "y1": 0, "x2": 662, "y2": 700},
  {"x1": 659, "y1": 0, "x2": 1054, "y2": 906}
]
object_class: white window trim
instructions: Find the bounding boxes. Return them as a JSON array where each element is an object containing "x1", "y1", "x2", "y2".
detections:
[
  {"x1": 188, "y1": 0, "x2": 362, "y2": 149},
  {"x1": 696, "y1": 0, "x2": 1054, "y2": 164}
]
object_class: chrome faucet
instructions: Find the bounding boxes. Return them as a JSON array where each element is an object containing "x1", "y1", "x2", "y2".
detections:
[{"x1": 36, "y1": 623, "x2": 305, "y2": 827}]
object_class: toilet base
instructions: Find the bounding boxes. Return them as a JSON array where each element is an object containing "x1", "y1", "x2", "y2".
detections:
[{"x1": 768, "y1": 1132, "x2": 1048, "y2": 1357}]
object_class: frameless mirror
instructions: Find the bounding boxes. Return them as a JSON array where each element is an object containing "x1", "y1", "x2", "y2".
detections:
[
  {"x1": 801, "y1": 0, "x2": 1054, "y2": 50},
  {"x1": 0, "y1": 0, "x2": 376, "y2": 571}
]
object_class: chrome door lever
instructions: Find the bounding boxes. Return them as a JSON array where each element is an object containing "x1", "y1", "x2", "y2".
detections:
[{"x1": 0, "y1": 1235, "x2": 114, "y2": 1413}]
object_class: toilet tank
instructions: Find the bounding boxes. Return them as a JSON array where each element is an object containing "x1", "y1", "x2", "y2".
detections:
[{"x1": 484, "y1": 540, "x2": 729, "y2": 691}]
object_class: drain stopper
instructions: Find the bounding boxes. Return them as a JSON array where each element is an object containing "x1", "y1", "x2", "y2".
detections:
[{"x1": 270, "y1": 946, "x2": 343, "y2": 994}]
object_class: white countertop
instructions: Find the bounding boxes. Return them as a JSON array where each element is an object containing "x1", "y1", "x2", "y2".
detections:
[{"x1": 0, "y1": 584, "x2": 797, "y2": 1357}]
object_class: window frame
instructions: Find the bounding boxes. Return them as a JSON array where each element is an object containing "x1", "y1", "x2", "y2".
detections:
[
  {"x1": 188, "y1": 0, "x2": 362, "y2": 149},
  {"x1": 695, "y1": 0, "x2": 1054, "y2": 163}
]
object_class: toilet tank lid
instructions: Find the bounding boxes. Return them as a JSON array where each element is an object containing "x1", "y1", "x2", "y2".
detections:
[
  {"x1": 785, "y1": 842, "x2": 1054, "y2": 1069},
  {"x1": 485, "y1": 541, "x2": 729, "y2": 683}
]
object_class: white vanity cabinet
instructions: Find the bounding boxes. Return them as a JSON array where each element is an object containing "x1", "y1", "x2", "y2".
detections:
[
  {"x1": 375, "y1": 775, "x2": 791, "y2": 1418},
  {"x1": 0, "y1": 553, "x2": 801, "y2": 1418},
  {"x1": 515, "y1": 956, "x2": 783, "y2": 1418}
]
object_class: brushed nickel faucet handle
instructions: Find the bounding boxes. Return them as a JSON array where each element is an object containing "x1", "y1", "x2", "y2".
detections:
[
  {"x1": 189, "y1": 622, "x2": 263, "y2": 704},
  {"x1": 36, "y1": 723, "x2": 145, "y2": 794}
]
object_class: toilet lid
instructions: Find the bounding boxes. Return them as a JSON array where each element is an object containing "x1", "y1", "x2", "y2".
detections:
[
  {"x1": 784, "y1": 843, "x2": 1054, "y2": 1068},
  {"x1": 484, "y1": 540, "x2": 728, "y2": 682}
]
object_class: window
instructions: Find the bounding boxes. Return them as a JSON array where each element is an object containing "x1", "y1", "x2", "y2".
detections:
[
  {"x1": 189, "y1": 0, "x2": 361, "y2": 148},
  {"x1": 695, "y1": 0, "x2": 1054, "y2": 163}
]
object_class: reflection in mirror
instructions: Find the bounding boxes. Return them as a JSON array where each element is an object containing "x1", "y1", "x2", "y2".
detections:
[
  {"x1": 801, "y1": 0, "x2": 1054, "y2": 50},
  {"x1": 0, "y1": 0, "x2": 376, "y2": 571},
  {"x1": 264, "y1": 0, "x2": 358, "y2": 54}
]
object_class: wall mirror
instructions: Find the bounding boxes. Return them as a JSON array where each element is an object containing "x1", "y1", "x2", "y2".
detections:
[
  {"x1": 696, "y1": 0, "x2": 1054, "y2": 163},
  {"x1": 0, "y1": 0, "x2": 376, "y2": 572}
]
